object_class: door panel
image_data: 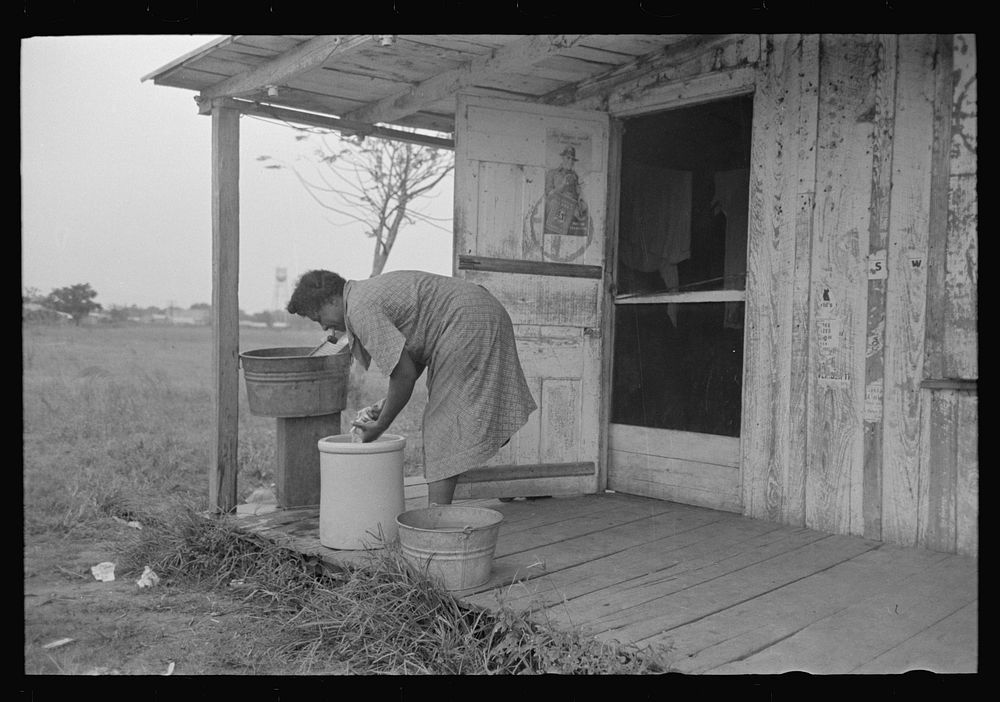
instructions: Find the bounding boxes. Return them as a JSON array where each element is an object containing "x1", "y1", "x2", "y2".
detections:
[
  {"x1": 462, "y1": 270, "x2": 600, "y2": 328},
  {"x1": 608, "y1": 423, "x2": 740, "y2": 512},
  {"x1": 608, "y1": 299, "x2": 744, "y2": 510},
  {"x1": 454, "y1": 94, "x2": 610, "y2": 498},
  {"x1": 540, "y1": 379, "x2": 582, "y2": 462},
  {"x1": 610, "y1": 424, "x2": 740, "y2": 467},
  {"x1": 473, "y1": 163, "x2": 545, "y2": 259},
  {"x1": 608, "y1": 427, "x2": 742, "y2": 512}
]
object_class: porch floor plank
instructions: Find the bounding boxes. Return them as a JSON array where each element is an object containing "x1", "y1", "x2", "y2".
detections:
[
  {"x1": 466, "y1": 515, "x2": 783, "y2": 612},
  {"x1": 493, "y1": 499, "x2": 715, "y2": 558},
  {"x1": 514, "y1": 523, "x2": 821, "y2": 620},
  {"x1": 580, "y1": 533, "x2": 879, "y2": 643},
  {"x1": 230, "y1": 491, "x2": 977, "y2": 673},
  {"x1": 852, "y1": 600, "x2": 978, "y2": 674},
  {"x1": 648, "y1": 545, "x2": 955, "y2": 673},
  {"x1": 705, "y1": 552, "x2": 978, "y2": 674},
  {"x1": 466, "y1": 502, "x2": 731, "y2": 596},
  {"x1": 485, "y1": 493, "x2": 685, "y2": 539}
]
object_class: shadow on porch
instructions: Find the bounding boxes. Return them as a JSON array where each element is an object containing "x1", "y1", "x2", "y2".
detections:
[{"x1": 234, "y1": 490, "x2": 977, "y2": 674}]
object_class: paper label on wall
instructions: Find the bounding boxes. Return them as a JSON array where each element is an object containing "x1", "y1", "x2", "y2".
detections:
[
  {"x1": 868, "y1": 250, "x2": 888, "y2": 279},
  {"x1": 817, "y1": 318, "x2": 841, "y2": 349},
  {"x1": 864, "y1": 381, "x2": 883, "y2": 423},
  {"x1": 866, "y1": 321, "x2": 884, "y2": 358},
  {"x1": 817, "y1": 288, "x2": 835, "y2": 318}
]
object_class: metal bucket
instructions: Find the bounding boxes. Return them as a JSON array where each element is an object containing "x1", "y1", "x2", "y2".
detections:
[
  {"x1": 239, "y1": 347, "x2": 350, "y2": 418},
  {"x1": 396, "y1": 505, "x2": 504, "y2": 591}
]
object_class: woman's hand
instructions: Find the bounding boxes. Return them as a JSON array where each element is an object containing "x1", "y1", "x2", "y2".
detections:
[
  {"x1": 351, "y1": 399, "x2": 386, "y2": 443},
  {"x1": 351, "y1": 351, "x2": 419, "y2": 444},
  {"x1": 350, "y1": 418, "x2": 386, "y2": 443}
]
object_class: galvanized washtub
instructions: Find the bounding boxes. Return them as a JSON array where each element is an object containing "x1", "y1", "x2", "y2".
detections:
[
  {"x1": 239, "y1": 347, "x2": 350, "y2": 418},
  {"x1": 396, "y1": 506, "x2": 504, "y2": 591}
]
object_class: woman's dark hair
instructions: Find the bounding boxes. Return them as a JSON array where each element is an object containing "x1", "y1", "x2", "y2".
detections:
[{"x1": 286, "y1": 269, "x2": 346, "y2": 318}]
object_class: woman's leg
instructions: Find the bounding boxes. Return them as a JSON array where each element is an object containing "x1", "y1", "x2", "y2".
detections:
[{"x1": 427, "y1": 475, "x2": 458, "y2": 506}]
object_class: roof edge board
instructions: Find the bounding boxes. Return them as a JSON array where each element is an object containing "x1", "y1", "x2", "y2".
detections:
[{"x1": 140, "y1": 35, "x2": 235, "y2": 84}]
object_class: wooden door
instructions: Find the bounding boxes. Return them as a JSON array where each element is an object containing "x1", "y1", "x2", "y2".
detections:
[
  {"x1": 606, "y1": 97, "x2": 753, "y2": 513},
  {"x1": 452, "y1": 94, "x2": 610, "y2": 500}
]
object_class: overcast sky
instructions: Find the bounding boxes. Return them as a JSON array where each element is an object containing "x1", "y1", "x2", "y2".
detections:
[{"x1": 20, "y1": 35, "x2": 454, "y2": 313}]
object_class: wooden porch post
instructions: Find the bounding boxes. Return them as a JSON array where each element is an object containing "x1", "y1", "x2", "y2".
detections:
[{"x1": 210, "y1": 101, "x2": 240, "y2": 513}]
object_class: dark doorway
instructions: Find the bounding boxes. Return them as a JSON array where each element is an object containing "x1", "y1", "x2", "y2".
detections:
[{"x1": 611, "y1": 95, "x2": 753, "y2": 437}]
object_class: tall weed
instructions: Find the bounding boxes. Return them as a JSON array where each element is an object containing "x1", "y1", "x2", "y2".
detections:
[{"x1": 121, "y1": 506, "x2": 672, "y2": 675}]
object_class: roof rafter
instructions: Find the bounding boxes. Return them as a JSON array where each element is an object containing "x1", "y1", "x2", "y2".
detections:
[
  {"x1": 539, "y1": 34, "x2": 732, "y2": 107},
  {"x1": 217, "y1": 99, "x2": 455, "y2": 150},
  {"x1": 198, "y1": 35, "x2": 375, "y2": 101},
  {"x1": 341, "y1": 34, "x2": 589, "y2": 125}
]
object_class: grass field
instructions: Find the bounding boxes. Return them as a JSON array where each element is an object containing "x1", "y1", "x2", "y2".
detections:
[{"x1": 22, "y1": 322, "x2": 427, "y2": 533}]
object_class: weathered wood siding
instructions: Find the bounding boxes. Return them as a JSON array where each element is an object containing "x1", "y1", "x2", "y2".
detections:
[
  {"x1": 861, "y1": 35, "x2": 898, "y2": 541},
  {"x1": 736, "y1": 34, "x2": 976, "y2": 555},
  {"x1": 880, "y1": 34, "x2": 937, "y2": 546},
  {"x1": 915, "y1": 34, "x2": 978, "y2": 556},
  {"x1": 563, "y1": 34, "x2": 976, "y2": 555},
  {"x1": 741, "y1": 34, "x2": 819, "y2": 527}
]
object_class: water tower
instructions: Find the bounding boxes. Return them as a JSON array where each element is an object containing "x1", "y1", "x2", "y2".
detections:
[{"x1": 273, "y1": 267, "x2": 288, "y2": 320}]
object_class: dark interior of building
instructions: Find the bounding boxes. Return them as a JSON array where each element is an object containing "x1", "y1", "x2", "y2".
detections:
[{"x1": 612, "y1": 95, "x2": 752, "y2": 436}]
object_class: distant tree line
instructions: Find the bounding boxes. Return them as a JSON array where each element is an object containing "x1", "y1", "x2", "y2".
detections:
[
  {"x1": 23, "y1": 283, "x2": 101, "y2": 326},
  {"x1": 23, "y1": 284, "x2": 309, "y2": 329}
]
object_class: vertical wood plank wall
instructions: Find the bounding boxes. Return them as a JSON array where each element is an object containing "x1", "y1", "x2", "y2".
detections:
[
  {"x1": 740, "y1": 34, "x2": 976, "y2": 555},
  {"x1": 916, "y1": 34, "x2": 978, "y2": 555},
  {"x1": 881, "y1": 34, "x2": 937, "y2": 546},
  {"x1": 806, "y1": 35, "x2": 878, "y2": 537},
  {"x1": 947, "y1": 35, "x2": 978, "y2": 557},
  {"x1": 861, "y1": 35, "x2": 897, "y2": 541},
  {"x1": 742, "y1": 34, "x2": 819, "y2": 526},
  {"x1": 942, "y1": 34, "x2": 978, "y2": 381},
  {"x1": 598, "y1": 118, "x2": 624, "y2": 492}
]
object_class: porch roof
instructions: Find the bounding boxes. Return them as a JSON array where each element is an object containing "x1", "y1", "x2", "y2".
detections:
[{"x1": 141, "y1": 34, "x2": 695, "y2": 145}]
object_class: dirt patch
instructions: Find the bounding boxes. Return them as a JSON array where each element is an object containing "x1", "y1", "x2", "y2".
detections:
[{"x1": 23, "y1": 525, "x2": 325, "y2": 676}]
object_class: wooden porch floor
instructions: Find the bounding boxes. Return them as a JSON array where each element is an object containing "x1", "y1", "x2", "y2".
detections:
[{"x1": 234, "y1": 491, "x2": 978, "y2": 674}]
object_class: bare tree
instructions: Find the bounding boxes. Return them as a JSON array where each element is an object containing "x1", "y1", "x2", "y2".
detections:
[{"x1": 259, "y1": 129, "x2": 453, "y2": 277}]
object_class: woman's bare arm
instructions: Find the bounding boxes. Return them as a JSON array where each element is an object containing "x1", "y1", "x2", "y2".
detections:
[{"x1": 352, "y1": 348, "x2": 419, "y2": 442}]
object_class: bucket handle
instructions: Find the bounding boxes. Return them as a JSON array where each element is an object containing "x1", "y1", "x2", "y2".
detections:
[{"x1": 424, "y1": 505, "x2": 476, "y2": 537}]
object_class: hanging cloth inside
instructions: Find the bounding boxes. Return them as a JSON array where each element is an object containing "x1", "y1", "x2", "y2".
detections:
[
  {"x1": 619, "y1": 163, "x2": 692, "y2": 291},
  {"x1": 713, "y1": 168, "x2": 750, "y2": 329}
]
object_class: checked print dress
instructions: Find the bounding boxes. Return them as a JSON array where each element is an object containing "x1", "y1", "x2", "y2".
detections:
[{"x1": 342, "y1": 270, "x2": 537, "y2": 481}]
